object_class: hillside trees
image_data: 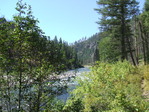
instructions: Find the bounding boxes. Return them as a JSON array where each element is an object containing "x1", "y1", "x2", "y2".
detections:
[
  {"x1": 95, "y1": 0, "x2": 139, "y2": 64},
  {"x1": 73, "y1": 33, "x2": 100, "y2": 65},
  {"x1": 129, "y1": 0, "x2": 149, "y2": 65},
  {"x1": 139, "y1": 0, "x2": 149, "y2": 64}
]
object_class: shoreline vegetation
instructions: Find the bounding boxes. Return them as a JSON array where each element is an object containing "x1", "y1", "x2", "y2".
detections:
[{"x1": 64, "y1": 61, "x2": 149, "y2": 112}]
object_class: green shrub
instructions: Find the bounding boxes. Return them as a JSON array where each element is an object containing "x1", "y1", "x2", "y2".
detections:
[{"x1": 64, "y1": 61, "x2": 149, "y2": 112}]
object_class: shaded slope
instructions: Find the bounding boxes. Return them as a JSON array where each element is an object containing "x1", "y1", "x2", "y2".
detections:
[{"x1": 73, "y1": 33, "x2": 100, "y2": 65}]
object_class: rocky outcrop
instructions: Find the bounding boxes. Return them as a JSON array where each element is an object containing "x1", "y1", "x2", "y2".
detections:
[{"x1": 73, "y1": 33, "x2": 100, "y2": 65}]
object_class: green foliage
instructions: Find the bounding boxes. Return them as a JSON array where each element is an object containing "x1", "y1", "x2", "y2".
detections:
[
  {"x1": 64, "y1": 61, "x2": 149, "y2": 112},
  {"x1": 95, "y1": 0, "x2": 139, "y2": 63},
  {"x1": 144, "y1": 0, "x2": 149, "y2": 11},
  {"x1": 43, "y1": 98, "x2": 65, "y2": 112},
  {"x1": 95, "y1": 0, "x2": 139, "y2": 29},
  {"x1": 140, "y1": 11, "x2": 149, "y2": 33},
  {"x1": 141, "y1": 65, "x2": 149, "y2": 92},
  {"x1": 99, "y1": 37, "x2": 120, "y2": 62},
  {"x1": 139, "y1": 1, "x2": 149, "y2": 64},
  {"x1": 63, "y1": 98, "x2": 83, "y2": 112}
]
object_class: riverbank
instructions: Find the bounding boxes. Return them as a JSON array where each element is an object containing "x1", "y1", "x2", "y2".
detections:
[
  {"x1": 48, "y1": 67, "x2": 90, "y2": 81},
  {"x1": 83, "y1": 65, "x2": 92, "y2": 68}
]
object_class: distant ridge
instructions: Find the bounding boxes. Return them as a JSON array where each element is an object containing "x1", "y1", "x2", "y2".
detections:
[{"x1": 73, "y1": 33, "x2": 100, "y2": 65}]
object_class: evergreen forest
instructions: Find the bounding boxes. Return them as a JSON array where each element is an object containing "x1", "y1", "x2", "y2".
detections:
[{"x1": 0, "y1": 0, "x2": 149, "y2": 112}]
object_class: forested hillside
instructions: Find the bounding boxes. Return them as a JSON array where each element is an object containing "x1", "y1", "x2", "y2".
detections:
[
  {"x1": 74, "y1": 0, "x2": 149, "y2": 66},
  {"x1": 96, "y1": 0, "x2": 149, "y2": 65},
  {"x1": 73, "y1": 33, "x2": 100, "y2": 65}
]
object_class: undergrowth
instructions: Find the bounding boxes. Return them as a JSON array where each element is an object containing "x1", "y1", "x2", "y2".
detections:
[{"x1": 64, "y1": 61, "x2": 149, "y2": 112}]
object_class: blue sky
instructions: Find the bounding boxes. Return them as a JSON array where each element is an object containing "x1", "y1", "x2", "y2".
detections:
[{"x1": 0, "y1": 0, "x2": 145, "y2": 43}]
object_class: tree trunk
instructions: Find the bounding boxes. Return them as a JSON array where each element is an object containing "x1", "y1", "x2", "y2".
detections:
[
  {"x1": 6, "y1": 73, "x2": 11, "y2": 112},
  {"x1": 18, "y1": 61, "x2": 22, "y2": 111},
  {"x1": 139, "y1": 21, "x2": 147, "y2": 64},
  {"x1": 134, "y1": 16, "x2": 139, "y2": 65},
  {"x1": 145, "y1": 33, "x2": 149, "y2": 63},
  {"x1": 126, "y1": 36, "x2": 136, "y2": 66},
  {"x1": 121, "y1": 3, "x2": 127, "y2": 61},
  {"x1": 36, "y1": 81, "x2": 42, "y2": 112},
  {"x1": 18, "y1": 43, "x2": 23, "y2": 111}
]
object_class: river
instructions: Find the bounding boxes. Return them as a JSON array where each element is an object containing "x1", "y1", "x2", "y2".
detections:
[
  {"x1": 0, "y1": 67, "x2": 90, "y2": 111},
  {"x1": 57, "y1": 67, "x2": 90, "y2": 102}
]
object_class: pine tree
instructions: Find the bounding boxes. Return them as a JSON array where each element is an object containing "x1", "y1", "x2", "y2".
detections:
[
  {"x1": 95, "y1": 0, "x2": 139, "y2": 64},
  {"x1": 144, "y1": 0, "x2": 149, "y2": 11}
]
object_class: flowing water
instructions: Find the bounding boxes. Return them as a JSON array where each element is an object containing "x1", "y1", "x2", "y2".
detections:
[
  {"x1": 0, "y1": 67, "x2": 90, "y2": 111},
  {"x1": 57, "y1": 67, "x2": 90, "y2": 102}
]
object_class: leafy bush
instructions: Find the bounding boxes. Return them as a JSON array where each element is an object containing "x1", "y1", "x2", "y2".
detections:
[
  {"x1": 43, "y1": 98, "x2": 65, "y2": 112},
  {"x1": 64, "y1": 61, "x2": 149, "y2": 112},
  {"x1": 99, "y1": 37, "x2": 120, "y2": 62}
]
